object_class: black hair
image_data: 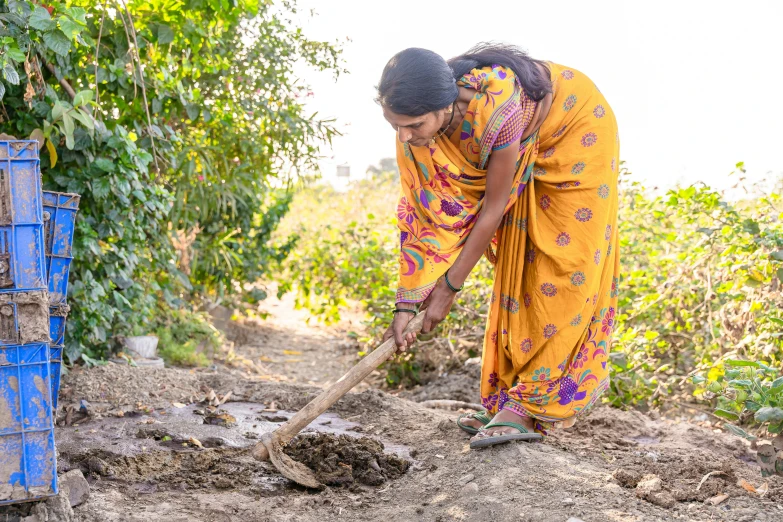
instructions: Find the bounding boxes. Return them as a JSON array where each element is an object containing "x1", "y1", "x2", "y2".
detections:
[
  {"x1": 376, "y1": 48, "x2": 459, "y2": 117},
  {"x1": 448, "y1": 42, "x2": 551, "y2": 101},
  {"x1": 376, "y1": 44, "x2": 552, "y2": 116}
]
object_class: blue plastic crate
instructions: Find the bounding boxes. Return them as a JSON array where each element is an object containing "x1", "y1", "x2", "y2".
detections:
[
  {"x1": 0, "y1": 224, "x2": 47, "y2": 292},
  {"x1": 0, "y1": 292, "x2": 51, "y2": 347},
  {"x1": 42, "y1": 191, "x2": 79, "y2": 259},
  {"x1": 48, "y1": 305, "x2": 67, "y2": 347},
  {"x1": 48, "y1": 345, "x2": 61, "y2": 412},
  {"x1": 0, "y1": 141, "x2": 43, "y2": 226},
  {"x1": 45, "y1": 256, "x2": 71, "y2": 307},
  {"x1": 43, "y1": 192, "x2": 79, "y2": 306},
  {"x1": 0, "y1": 342, "x2": 58, "y2": 504}
]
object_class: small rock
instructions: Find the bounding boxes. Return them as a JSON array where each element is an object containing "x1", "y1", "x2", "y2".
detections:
[
  {"x1": 603, "y1": 483, "x2": 623, "y2": 493},
  {"x1": 437, "y1": 419, "x2": 452, "y2": 432},
  {"x1": 457, "y1": 473, "x2": 475, "y2": 486},
  {"x1": 461, "y1": 482, "x2": 479, "y2": 496},
  {"x1": 647, "y1": 491, "x2": 676, "y2": 509},
  {"x1": 635, "y1": 474, "x2": 663, "y2": 495},
  {"x1": 85, "y1": 456, "x2": 110, "y2": 476},
  {"x1": 60, "y1": 469, "x2": 90, "y2": 507},
  {"x1": 562, "y1": 498, "x2": 575, "y2": 506},
  {"x1": 566, "y1": 518, "x2": 586, "y2": 522},
  {"x1": 705, "y1": 493, "x2": 729, "y2": 506},
  {"x1": 644, "y1": 451, "x2": 659, "y2": 462},
  {"x1": 613, "y1": 468, "x2": 641, "y2": 488}
]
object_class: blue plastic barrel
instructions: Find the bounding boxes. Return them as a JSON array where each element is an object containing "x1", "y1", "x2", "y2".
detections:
[{"x1": 0, "y1": 342, "x2": 58, "y2": 504}]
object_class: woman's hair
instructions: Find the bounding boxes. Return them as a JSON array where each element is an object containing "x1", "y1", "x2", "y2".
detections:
[
  {"x1": 376, "y1": 48, "x2": 459, "y2": 117},
  {"x1": 448, "y1": 42, "x2": 551, "y2": 101},
  {"x1": 377, "y1": 43, "x2": 551, "y2": 116}
]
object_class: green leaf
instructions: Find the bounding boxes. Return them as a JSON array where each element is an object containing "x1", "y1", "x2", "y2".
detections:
[
  {"x1": 724, "y1": 423, "x2": 757, "y2": 441},
  {"x1": 777, "y1": 268, "x2": 783, "y2": 282},
  {"x1": 42, "y1": 30, "x2": 72, "y2": 57},
  {"x1": 771, "y1": 250, "x2": 783, "y2": 262},
  {"x1": 94, "y1": 158, "x2": 114, "y2": 173},
  {"x1": 6, "y1": 47, "x2": 25, "y2": 63},
  {"x1": 2, "y1": 64, "x2": 19, "y2": 85},
  {"x1": 771, "y1": 376, "x2": 783, "y2": 389},
  {"x1": 692, "y1": 375, "x2": 706, "y2": 384},
  {"x1": 0, "y1": 81, "x2": 5, "y2": 101},
  {"x1": 28, "y1": 6, "x2": 56, "y2": 31},
  {"x1": 185, "y1": 103, "x2": 200, "y2": 121},
  {"x1": 71, "y1": 108, "x2": 94, "y2": 132},
  {"x1": 73, "y1": 90, "x2": 94, "y2": 107},
  {"x1": 62, "y1": 112, "x2": 74, "y2": 142},
  {"x1": 58, "y1": 17, "x2": 83, "y2": 40},
  {"x1": 156, "y1": 24, "x2": 175, "y2": 45},
  {"x1": 713, "y1": 409, "x2": 739, "y2": 421},
  {"x1": 755, "y1": 407, "x2": 783, "y2": 423},
  {"x1": 64, "y1": 7, "x2": 87, "y2": 24}
]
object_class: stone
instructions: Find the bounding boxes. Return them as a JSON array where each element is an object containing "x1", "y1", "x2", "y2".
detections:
[
  {"x1": 60, "y1": 469, "x2": 90, "y2": 507},
  {"x1": 647, "y1": 491, "x2": 676, "y2": 509},
  {"x1": 460, "y1": 482, "x2": 479, "y2": 496},
  {"x1": 635, "y1": 474, "x2": 663, "y2": 495},
  {"x1": 457, "y1": 473, "x2": 475, "y2": 486},
  {"x1": 562, "y1": 498, "x2": 575, "y2": 506},
  {"x1": 612, "y1": 468, "x2": 641, "y2": 488},
  {"x1": 566, "y1": 518, "x2": 586, "y2": 522}
]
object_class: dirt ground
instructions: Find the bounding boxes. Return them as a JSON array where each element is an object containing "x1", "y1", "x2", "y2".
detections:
[{"x1": 2, "y1": 292, "x2": 782, "y2": 521}]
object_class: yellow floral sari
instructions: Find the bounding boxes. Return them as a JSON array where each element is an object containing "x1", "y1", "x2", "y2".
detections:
[{"x1": 395, "y1": 63, "x2": 619, "y2": 432}]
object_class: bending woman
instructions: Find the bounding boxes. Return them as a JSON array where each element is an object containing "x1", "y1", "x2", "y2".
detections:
[{"x1": 378, "y1": 43, "x2": 620, "y2": 448}]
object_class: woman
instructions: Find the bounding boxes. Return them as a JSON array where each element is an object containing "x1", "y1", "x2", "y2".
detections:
[{"x1": 378, "y1": 44, "x2": 620, "y2": 448}]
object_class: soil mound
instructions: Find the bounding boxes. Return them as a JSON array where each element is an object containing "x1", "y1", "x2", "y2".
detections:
[{"x1": 285, "y1": 433, "x2": 409, "y2": 487}]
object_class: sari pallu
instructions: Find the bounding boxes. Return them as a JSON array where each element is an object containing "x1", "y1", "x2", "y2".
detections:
[{"x1": 395, "y1": 63, "x2": 620, "y2": 432}]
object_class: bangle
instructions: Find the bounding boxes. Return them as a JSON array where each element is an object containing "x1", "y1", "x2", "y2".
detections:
[
  {"x1": 444, "y1": 269, "x2": 463, "y2": 292},
  {"x1": 393, "y1": 308, "x2": 417, "y2": 315}
]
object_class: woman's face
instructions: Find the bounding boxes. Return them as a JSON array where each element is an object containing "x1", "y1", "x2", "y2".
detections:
[{"x1": 383, "y1": 106, "x2": 448, "y2": 148}]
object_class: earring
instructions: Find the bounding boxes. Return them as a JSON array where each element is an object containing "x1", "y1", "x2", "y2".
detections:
[{"x1": 446, "y1": 106, "x2": 453, "y2": 114}]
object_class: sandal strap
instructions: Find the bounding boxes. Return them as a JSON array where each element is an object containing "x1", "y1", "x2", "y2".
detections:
[
  {"x1": 458, "y1": 411, "x2": 492, "y2": 427},
  {"x1": 480, "y1": 420, "x2": 530, "y2": 434}
]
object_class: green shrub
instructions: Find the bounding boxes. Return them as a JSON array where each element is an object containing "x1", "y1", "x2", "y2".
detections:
[{"x1": 153, "y1": 308, "x2": 221, "y2": 368}]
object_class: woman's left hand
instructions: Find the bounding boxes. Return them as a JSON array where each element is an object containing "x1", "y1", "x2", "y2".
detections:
[{"x1": 420, "y1": 276, "x2": 458, "y2": 334}]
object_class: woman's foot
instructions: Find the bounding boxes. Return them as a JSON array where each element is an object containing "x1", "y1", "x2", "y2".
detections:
[{"x1": 469, "y1": 408, "x2": 535, "y2": 443}]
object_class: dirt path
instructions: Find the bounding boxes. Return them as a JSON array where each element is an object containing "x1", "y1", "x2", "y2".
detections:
[{"x1": 3, "y1": 296, "x2": 782, "y2": 522}]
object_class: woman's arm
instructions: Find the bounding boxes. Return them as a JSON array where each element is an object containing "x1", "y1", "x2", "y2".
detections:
[{"x1": 419, "y1": 137, "x2": 521, "y2": 334}]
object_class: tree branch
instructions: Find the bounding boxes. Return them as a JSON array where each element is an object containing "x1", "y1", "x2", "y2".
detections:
[{"x1": 40, "y1": 58, "x2": 76, "y2": 100}]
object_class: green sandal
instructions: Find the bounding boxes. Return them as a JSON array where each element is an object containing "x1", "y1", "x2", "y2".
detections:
[
  {"x1": 469, "y1": 420, "x2": 544, "y2": 449},
  {"x1": 456, "y1": 411, "x2": 493, "y2": 435}
]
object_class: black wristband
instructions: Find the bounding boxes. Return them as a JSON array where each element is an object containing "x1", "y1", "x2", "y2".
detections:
[
  {"x1": 444, "y1": 269, "x2": 463, "y2": 292},
  {"x1": 393, "y1": 308, "x2": 417, "y2": 315}
]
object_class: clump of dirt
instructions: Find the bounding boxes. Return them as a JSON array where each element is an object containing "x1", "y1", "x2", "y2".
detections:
[{"x1": 284, "y1": 433, "x2": 409, "y2": 487}]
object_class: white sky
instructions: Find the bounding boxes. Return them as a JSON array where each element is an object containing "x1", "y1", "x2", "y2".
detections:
[{"x1": 292, "y1": 0, "x2": 782, "y2": 194}]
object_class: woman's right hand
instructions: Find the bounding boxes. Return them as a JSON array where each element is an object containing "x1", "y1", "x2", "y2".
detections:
[{"x1": 382, "y1": 311, "x2": 417, "y2": 352}]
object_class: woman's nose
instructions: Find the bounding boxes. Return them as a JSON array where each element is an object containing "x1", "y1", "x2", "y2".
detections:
[{"x1": 397, "y1": 128, "x2": 411, "y2": 143}]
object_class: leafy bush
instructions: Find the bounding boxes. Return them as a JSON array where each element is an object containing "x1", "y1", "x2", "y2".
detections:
[
  {"x1": 0, "y1": 1, "x2": 341, "y2": 361},
  {"x1": 278, "y1": 163, "x2": 783, "y2": 409},
  {"x1": 693, "y1": 359, "x2": 783, "y2": 439},
  {"x1": 148, "y1": 306, "x2": 221, "y2": 367}
]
